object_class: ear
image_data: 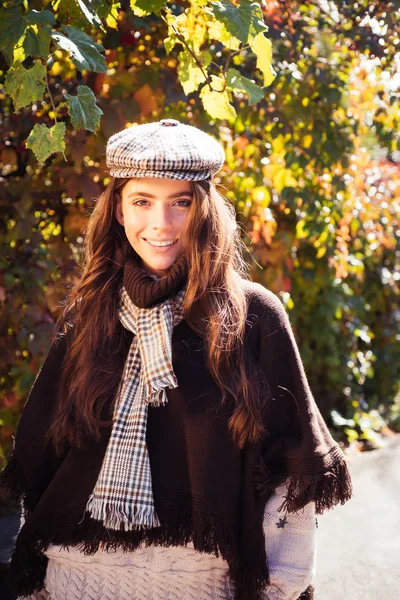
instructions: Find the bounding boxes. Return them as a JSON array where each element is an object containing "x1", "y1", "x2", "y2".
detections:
[{"x1": 114, "y1": 194, "x2": 124, "y2": 226}]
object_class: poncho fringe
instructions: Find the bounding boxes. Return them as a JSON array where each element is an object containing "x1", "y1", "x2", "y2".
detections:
[
  {"x1": 2, "y1": 453, "x2": 329, "y2": 600},
  {"x1": 254, "y1": 449, "x2": 353, "y2": 515}
]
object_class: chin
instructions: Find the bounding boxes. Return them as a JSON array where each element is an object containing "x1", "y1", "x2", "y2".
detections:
[{"x1": 140, "y1": 255, "x2": 180, "y2": 277}]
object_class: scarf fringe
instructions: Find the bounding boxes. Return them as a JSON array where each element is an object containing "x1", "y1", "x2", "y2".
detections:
[
  {"x1": 254, "y1": 451, "x2": 353, "y2": 515},
  {"x1": 86, "y1": 494, "x2": 162, "y2": 530},
  {"x1": 149, "y1": 387, "x2": 170, "y2": 407},
  {"x1": 8, "y1": 506, "x2": 241, "y2": 597},
  {"x1": 148, "y1": 376, "x2": 178, "y2": 406}
]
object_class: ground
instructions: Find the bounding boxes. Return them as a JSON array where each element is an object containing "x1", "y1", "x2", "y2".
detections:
[{"x1": 315, "y1": 434, "x2": 400, "y2": 599}]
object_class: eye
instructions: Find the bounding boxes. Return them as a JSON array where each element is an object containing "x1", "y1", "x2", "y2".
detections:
[
  {"x1": 175, "y1": 199, "x2": 192, "y2": 207},
  {"x1": 132, "y1": 199, "x2": 149, "y2": 206}
]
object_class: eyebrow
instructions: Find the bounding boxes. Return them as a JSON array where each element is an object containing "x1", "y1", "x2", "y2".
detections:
[{"x1": 127, "y1": 191, "x2": 193, "y2": 199}]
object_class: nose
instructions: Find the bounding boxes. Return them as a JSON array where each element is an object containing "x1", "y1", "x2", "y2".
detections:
[{"x1": 151, "y1": 203, "x2": 172, "y2": 230}]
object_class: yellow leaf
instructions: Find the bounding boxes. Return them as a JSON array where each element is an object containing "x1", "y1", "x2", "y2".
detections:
[
  {"x1": 185, "y1": 4, "x2": 208, "y2": 53},
  {"x1": 13, "y1": 31, "x2": 26, "y2": 63},
  {"x1": 200, "y1": 77, "x2": 236, "y2": 121},
  {"x1": 273, "y1": 168, "x2": 297, "y2": 191},
  {"x1": 106, "y1": 2, "x2": 120, "y2": 29},
  {"x1": 208, "y1": 19, "x2": 241, "y2": 50},
  {"x1": 296, "y1": 219, "x2": 308, "y2": 239},
  {"x1": 177, "y1": 50, "x2": 207, "y2": 95},
  {"x1": 248, "y1": 32, "x2": 276, "y2": 87},
  {"x1": 303, "y1": 134, "x2": 313, "y2": 148},
  {"x1": 252, "y1": 186, "x2": 271, "y2": 207},
  {"x1": 262, "y1": 162, "x2": 282, "y2": 182},
  {"x1": 316, "y1": 246, "x2": 327, "y2": 258}
]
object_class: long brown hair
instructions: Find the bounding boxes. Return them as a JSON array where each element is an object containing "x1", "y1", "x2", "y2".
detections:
[{"x1": 48, "y1": 177, "x2": 267, "y2": 453}]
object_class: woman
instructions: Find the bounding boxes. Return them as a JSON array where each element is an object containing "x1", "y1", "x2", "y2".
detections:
[{"x1": 1, "y1": 119, "x2": 352, "y2": 600}]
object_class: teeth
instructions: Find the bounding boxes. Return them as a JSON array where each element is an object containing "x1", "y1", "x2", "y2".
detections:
[{"x1": 146, "y1": 239, "x2": 176, "y2": 247}]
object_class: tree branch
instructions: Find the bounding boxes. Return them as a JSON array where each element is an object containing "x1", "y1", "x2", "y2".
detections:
[{"x1": 45, "y1": 67, "x2": 57, "y2": 124}]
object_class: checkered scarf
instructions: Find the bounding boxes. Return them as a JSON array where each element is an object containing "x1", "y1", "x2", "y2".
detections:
[{"x1": 86, "y1": 284, "x2": 185, "y2": 531}]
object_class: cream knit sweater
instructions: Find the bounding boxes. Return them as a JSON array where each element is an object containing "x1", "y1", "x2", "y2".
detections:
[{"x1": 21, "y1": 484, "x2": 316, "y2": 600}]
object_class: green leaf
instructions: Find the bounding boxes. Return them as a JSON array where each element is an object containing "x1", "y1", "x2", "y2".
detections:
[
  {"x1": 97, "y1": 1, "x2": 121, "y2": 26},
  {"x1": 64, "y1": 85, "x2": 103, "y2": 132},
  {"x1": 211, "y1": 0, "x2": 267, "y2": 44},
  {"x1": 164, "y1": 36, "x2": 176, "y2": 55},
  {"x1": 200, "y1": 76, "x2": 237, "y2": 122},
  {"x1": 23, "y1": 26, "x2": 52, "y2": 60},
  {"x1": 130, "y1": 0, "x2": 165, "y2": 17},
  {"x1": 4, "y1": 61, "x2": 46, "y2": 111},
  {"x1": 0, "y1": 6, "x2": 27, "y2": 64},
  {"x1": 226, "y1": 68, "x2": 264, "y2": 105},
  {"x1": 248, "y1": 32, "x2": 276, "y2": 87},
  {"x1": 51, "y1": 25, "x2": 106, "y2": 73},
  {"x1": 76, "y1": 0, "x2": 102, "y2": 27},
  {"x1": 26, "y1": 9, "x2": 56, "y2": 26},
  {"x1": 177, "y1": 49, "x2": 208, "y2": 95},
  {"x1": 26, "y1": 122, "x2": 66, "y2": 163}
]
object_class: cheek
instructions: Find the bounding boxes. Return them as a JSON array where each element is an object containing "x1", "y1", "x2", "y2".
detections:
[
  {"x1": 123, "y1": 211, "x2": 145, "y2": 235},
  {"x1": 176, "y1": 212, "x2": 190, "y2": 230}
]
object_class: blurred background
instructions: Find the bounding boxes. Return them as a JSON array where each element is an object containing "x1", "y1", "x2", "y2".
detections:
[{"x1": 0, "y1": 1, "x2": 399, "y2": 598}]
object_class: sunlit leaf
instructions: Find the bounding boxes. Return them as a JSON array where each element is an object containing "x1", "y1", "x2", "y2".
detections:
[
  {"x1": 211, "y1": 0, "x2": 267, "y2": 44},
  {"x1": 303, "y1": 134, "x2": 313, "y2": 148},
  {"x1": 104, "y1": 1, "x2": 120, "y2": 29},
  {"x1": 296, "y1": 219, "x2": 308, "y2": 239},
  {"x1": 200, "y1": 76, "x2": 237, "y2": 121},
  {"x1": 51, "y1": 26, "x2": 106, "y2": 73},
  {"x1": 273, "y1": 168, "x2": 297, "y2": 191},
  {"x1": 26, "y1": 122, "x2": 66, "y2": 163},
  {"x1": 13, "y1": 29, "x2": 26, "y2": 63},
  {"x1": 249, "y1": 32, "x2": 276, "y2": 87},
  {"x1": 226, "y1": 68, "x2": 264, "y2": 105},
  {"x1": 164, "y1": 36, "x2": 176, "y2": 54},
  {"x1": 4, "y1": 61, "x2": 46, "y2": 111},
  {"x1": 130, "y1": 0, "x2": 164, "y2": 17},
  {"x1": 316, "y1": 246, "x2": 327, "y2": 258},
  {"x1": 76, "y1": 0, "x2": 102, "y2": 26},
  {"x1": 177, "y1": 49, "x2": 208, "y2": 95},
  {"x1": 0, "y1": 6, "x2": 27, "y2": 63},
  {"x1": 64, "y1": 85, "x2": 103, "y2": 132},
  {"x1": 207, "y1": 18, "x2": 241, "y2": 50}
]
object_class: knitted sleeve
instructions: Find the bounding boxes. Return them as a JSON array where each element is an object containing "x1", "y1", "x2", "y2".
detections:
[{"x1": 262, "y1": 483, "x2": 316, "y2": 600}]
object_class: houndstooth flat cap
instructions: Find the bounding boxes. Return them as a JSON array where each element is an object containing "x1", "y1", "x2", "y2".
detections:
[{"x1": 106, "y1": 119, "x2": 225, "y2": 181}]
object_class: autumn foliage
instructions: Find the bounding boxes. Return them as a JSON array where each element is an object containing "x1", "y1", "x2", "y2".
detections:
[{"x1": 1, "y1": 0, "x2": 400, "y2": 467}]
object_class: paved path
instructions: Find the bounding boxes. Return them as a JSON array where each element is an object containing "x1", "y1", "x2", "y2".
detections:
[{"x1": 315, "y1": 434, "x2": 400, "y2": 599}]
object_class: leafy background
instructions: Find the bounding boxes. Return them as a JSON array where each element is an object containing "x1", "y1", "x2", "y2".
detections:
[{"x1": 1, "y1": 0, "x2": 400, "y2": 484}]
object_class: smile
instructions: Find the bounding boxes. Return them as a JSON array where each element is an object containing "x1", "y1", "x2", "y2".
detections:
[
  {"x1": 143, "y1": 238, "x2": 178, "y2": 250},
  {"x1": 144, "y1": 239, "x2": 177, "y2": 247}
]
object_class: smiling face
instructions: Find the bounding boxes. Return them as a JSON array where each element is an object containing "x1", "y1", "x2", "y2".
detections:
[{"x1": 115, "y1": 177, "x2": 193, "y2": 278}]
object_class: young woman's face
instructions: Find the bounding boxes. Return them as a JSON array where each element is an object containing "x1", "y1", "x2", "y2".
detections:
[{"x1": 115, "y1": 177, "x2": 193, "y2": 278}]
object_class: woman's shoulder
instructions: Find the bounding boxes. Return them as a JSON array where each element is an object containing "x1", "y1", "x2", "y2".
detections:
[{"x1": 239, "y1": 278, "x2": 288, "y2": 327}]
